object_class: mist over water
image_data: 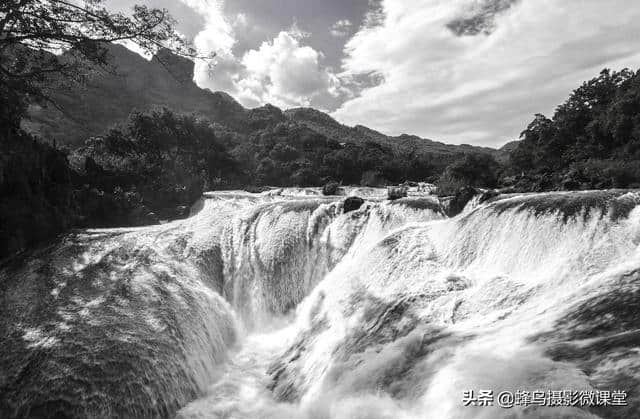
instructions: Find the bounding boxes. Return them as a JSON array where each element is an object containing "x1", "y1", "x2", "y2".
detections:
[{"x1": 1, "y1": 188, "x2": 639, "y2": 418}]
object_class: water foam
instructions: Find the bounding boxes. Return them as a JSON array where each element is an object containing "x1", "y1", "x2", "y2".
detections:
[
  {"x1": 2, "y1": 189, "x2": 639, "y2": 418},
  {"x1": 253, "y1": 191, "x2": 640, "y2": 419}
]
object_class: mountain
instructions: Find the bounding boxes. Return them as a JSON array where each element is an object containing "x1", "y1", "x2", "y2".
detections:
[
  {"x1": 23, "y1": 44, "x2": 249, "y2": 145},
  {"x1": 285, "y1": 107, "x2": 497, "y2": 156},
  {"x1": 22, "y1": 44, "x2": 499, "y2": 158},
  {"x1": 494, "y1": 140, "x2": 519, "y2": 163}
]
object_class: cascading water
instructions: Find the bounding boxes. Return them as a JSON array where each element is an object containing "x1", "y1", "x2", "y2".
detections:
[{"x1": 1, "y1": 188, "x2": 639, "y2": 418}]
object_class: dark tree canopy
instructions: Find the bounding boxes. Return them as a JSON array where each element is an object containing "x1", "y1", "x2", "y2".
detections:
[
  {"x1": 0, "y1": 0, "x2": 204, "y2": 125},
  {"x1": 436, "y1": 152, "x2": 500, "y2": 194},
  {"x1": 507, "y1": 68, "x2": 640, "y2": 190}
]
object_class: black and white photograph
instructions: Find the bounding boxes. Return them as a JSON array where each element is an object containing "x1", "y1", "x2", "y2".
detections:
[{"x1": 1, "y1": 0, "x2": 640, "y2": 418}]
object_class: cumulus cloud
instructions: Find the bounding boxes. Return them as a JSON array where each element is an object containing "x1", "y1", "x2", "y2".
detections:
[
  {"x1": 172, "y1": 0, "x2": 236, "y2": 91},
  {"x1": 236, "y1": 31, "x2": 348, "y2": 108},
  {"x1": 288, "y1": 21, "x2": 311, "y2": 40},
  {"x1": 333, "y1": 0, "x2": 640, "y2": 146},
  {"x1": 330, "y1": 19, "x2": 353, "y2": 37},
  {"x1": 175, "y1": 0, "x2": 348, "y2": 110},
  {"x1": 164, "y1": 0, "x2": 640, "y2": 146}
]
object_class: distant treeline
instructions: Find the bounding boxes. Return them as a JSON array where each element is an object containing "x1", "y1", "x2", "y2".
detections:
[
  {"x1": 69, "y1": 106, "x2": 456, "y2": 192},
  {"x1": 2, "y1": 67, "x2": 640, "y2": 258}
]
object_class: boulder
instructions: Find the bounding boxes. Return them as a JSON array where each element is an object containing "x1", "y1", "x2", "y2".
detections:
[
  {"x1": 343, "y1": 196, "x2": 364, "y2": 213},
  {"x1": 322, "y1": 181, "x2": 341, "y2": 196}
]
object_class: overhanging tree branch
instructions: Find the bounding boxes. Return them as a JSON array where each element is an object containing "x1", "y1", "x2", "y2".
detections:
[{"x1": 1, "y1": 0, "x2": 214, "y2": 126}]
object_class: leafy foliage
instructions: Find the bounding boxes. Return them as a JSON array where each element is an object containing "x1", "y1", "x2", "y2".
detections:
[
  {"x1": 72, "y1": 108, "x2": 243, "y2": 210},
  {"x1": 437, "y1": 153, "x2": 500, "y2": 195},
  {"x1": 507, "y1": 68, "x2": 640, "y2": 190},
  {"x1": 0, "y1": 0, "x2": 200, "y2": 117},
  {"x1": 218, "y1": 121, "x2": 450, "y2": 187}
]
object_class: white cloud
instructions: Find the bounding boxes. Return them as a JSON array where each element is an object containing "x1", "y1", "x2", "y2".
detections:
[
  {"x1": 333, "y1": 0, "x2": 640, "y2": 146},
  {"x1": 236, "y1": 31, "x2": 347, "y2": 108},
  {"x1": 330, "y1": 19, "x2": 353, "y2": 37},
  {"x1": 177, "y1": 0, "x2": 235, "y2": 54},
  {"x1": 171, "y1": 0, "x2": 237, "y2": 95},
  {"x1": 177, "y1": 0, "x2": 348, "y2": 110},
  {"x1": 288, "y1": 21, "x2": 312, "y2": 40}
]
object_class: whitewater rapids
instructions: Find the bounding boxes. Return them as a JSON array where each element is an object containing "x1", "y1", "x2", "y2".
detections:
[{"x1": 1, "y1": 188, "x2": 639, "y2": 418}]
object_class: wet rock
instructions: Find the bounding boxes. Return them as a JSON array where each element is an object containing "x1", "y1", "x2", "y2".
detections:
[
  {"x1": 446, "y1": 186, "x2": 499, "y2": 216},
  {"x1": 389, "y1": 197, "x2": 445, "y2": 214},
  {"x1": 343, "y1": 196, "x2": 364, "y2": 213},
  {"x1": 446, "y1": 186, "x2": 479, "y2": 217},
  {"x1": 244, "y1": 185, "x2": 271, "y2": 193},
  {"x1": 479, "y1": 189, "x2": 499, "y2": 203},
  {"x1": 322, "y1": 181, "x2": 341, "y2": 196}
]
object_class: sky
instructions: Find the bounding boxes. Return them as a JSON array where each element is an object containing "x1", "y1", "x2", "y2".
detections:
[{"x1": 106, "y1": 0, "x2": 640, "y2": 147}]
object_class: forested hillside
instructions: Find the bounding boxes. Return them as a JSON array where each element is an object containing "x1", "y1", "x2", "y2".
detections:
[
  {"x1": 504, "y1": 69, "x2": 640, "y2": 191},
  {"x1": 3, "y1": 33, "x2": 640, "y2": 258},
  {"x1": 24, "y1": 43, "x2": 495, "y2": 161}
]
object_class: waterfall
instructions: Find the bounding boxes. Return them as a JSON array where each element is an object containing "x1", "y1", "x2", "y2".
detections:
[
  {"x1": 1, "y1": 189, "x2": 638, "y2": 418},
  {"x1": 261, "y1": 190, "x2": 640, "y2": 419},
  {"x1": 220, "y1": 195, "x2": 444, "y2": 326},
  {"x1": 0, "y1": 190, "x2": 443, "y2": 418}
]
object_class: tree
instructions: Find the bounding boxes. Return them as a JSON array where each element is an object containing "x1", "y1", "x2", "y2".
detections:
[
  {"x1": 437, "y1": 153, "x2": 500, "y2": 194},
  {"x1": 506, "y1": 68, "x2": 640, "y2": 191},
  {"x1": 0, "y1": 0, "x2": 207, "y2": 126},
  {"x1": 510, "y1": 113, "x2": 555, "y2": 171}
]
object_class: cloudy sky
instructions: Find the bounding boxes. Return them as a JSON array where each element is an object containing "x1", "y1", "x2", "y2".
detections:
[{"x1": 107, "y1": 0, "x2": 640, "y2": 147}]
